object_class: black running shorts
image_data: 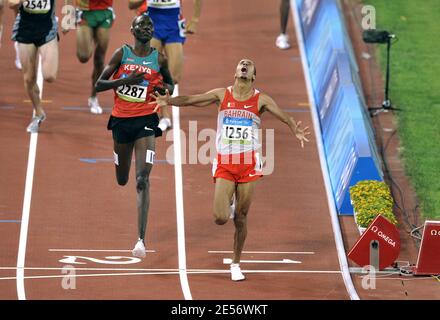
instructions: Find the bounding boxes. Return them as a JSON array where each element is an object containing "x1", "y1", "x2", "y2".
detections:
[{"x1": 107, "y1": 113, "x2": 162, "y2": 144}]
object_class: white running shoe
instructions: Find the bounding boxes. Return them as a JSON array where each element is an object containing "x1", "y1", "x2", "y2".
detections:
[
  {"x1": 229, "y1": 193, "x2": 236, "y2": 219},
  {"x1": 230, "y1": 263, "x2": 245, "y2": 281},
  {"x1": 158, "y1": 117, "x2": 172, "y2": 132},
  {"x1": 14, "y1": 42, "x2": 22, "y2": 70},
  {"x1": 88, "y1": 96, "x2": 103, "y2": 114},
  {"x1": 26, "y1": 113, "x2": 46, "y2": 133},
  {"x1": 132, "y1": 239, "x2": 146, "y2": 258},
  {"x1": 276, "y1": 33, "x2": 291, "y2": 50}
]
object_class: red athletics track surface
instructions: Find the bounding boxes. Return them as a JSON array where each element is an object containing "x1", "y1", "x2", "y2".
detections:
[{"x1": 0, "y1": 0, "x2": 351, "y2": 299}]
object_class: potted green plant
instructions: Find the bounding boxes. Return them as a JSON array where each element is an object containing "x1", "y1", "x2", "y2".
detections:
[{"x1": 349, "y1": 180, "x2": 397, "y2": 234}]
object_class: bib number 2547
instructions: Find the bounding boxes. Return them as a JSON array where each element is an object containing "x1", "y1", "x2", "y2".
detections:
[{"x1": 24, "y1": 0, "x2": 51, "y2": 13}]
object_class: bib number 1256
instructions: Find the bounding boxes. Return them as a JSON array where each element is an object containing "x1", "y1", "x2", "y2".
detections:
[{"x1": 223, "y1": 126, "x2": 250, "y2": 141}]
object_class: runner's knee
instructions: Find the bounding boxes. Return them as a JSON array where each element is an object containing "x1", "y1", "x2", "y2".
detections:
[
  {"x1": 214, "y1": 216, "x2": 228, "y2": 225},
  {"x1": 93, "y1": 52, "x2": 105, "y2": 70},
  {"x1": 117, "y1": 175, "x2": 129, "y2": 186},
  {"x1": 44, "y1": 74, "x2": 56, "y2": 83},
  {"x1": 213, "y1": 208, "x2": 229, "y2": 225},
  {"x1": 23, "y1": 74, "x2": 37, "y2": 88},
  {"x1": 77, "y1": 52, "x2": 91, "y2": 63},
  {"x1": 233, "y1": 212, "x2": 247, "y2": 228},
  {"x1": 136, "y1": 175, "x2": 149, "y2": 193}
]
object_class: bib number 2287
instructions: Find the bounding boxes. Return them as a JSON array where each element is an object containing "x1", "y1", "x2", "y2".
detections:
[{"x1": 117, "y1": 84, "x2": 147, "y2": 103}]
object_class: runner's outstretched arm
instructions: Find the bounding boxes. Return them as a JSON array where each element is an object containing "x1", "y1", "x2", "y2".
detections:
[
  {"x1": 151, "y1": 88, "x2": 225, "y2": 110},
  {"x1": 95, "y1": 48, "x2": 146, "y2": 92},
  {"x1": 260, "y1": 93, "x2": 311, "y2": 148}
]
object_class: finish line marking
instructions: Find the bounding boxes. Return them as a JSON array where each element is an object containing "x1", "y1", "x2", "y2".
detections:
[
  {"x1": 48, "y1": 249, "x2": 156, "y2": 253},
  {"x1": 79, "y1": 158, "x2": 171, "y2": 164},
  {"x1": 0, "y1": 268, "x2": 342, "y2": 281},
  {"x1": 223, "y1": 258, "x2": 302, "y2": 265},
  {"x1": 209, "y1": 250, "x2": 315, "y2": 255}
]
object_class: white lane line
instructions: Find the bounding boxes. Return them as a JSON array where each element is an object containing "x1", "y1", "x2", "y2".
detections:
[
  {"x1": 48, "y1": 249, "x2": 156, "y2": 253},
  {"x1": 1, "y1": 267, "x2": 186, "y2": 271},
  {"x1": 171, "y1": 84, "x2": 192, "y2": 300},
  {"x1": 0, "y1": 269, "x2": 343, "y2": 281},
  {"x1": 209, "y1": 250, "x2": 315, "y2": 255},
  {"x1": 291, "y1": 0, "x2": 359, "y2": 300},
  {"x1": 16, "y1": 55, "x2": 43, "y2": 301},
  {"x1": 223, "y1": 258, "x2": 301, "y2": 264}
]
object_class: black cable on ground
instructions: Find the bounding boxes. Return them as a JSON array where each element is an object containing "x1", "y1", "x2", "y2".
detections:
[{"x1": 346, "y1": 0, "x2": 423, "y2": 247}]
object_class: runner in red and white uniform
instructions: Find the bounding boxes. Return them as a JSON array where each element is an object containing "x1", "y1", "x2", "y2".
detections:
[{"x1": 152, "y1": 59, "x2": 311, "y2": 281}]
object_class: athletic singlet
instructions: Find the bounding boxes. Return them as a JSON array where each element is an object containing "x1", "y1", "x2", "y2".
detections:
[
  {"x1": 216, "y1": 87, "x2": 262, "y2": 155},
  {"x1": 148, "y1": 0, "x2": 181, "y2": 9},
  {"x1": 15, "y1": 0, "x2": 56, "y2": 34},
  {"x1": 138, "y1": 0, "x2": 182, "y2": 14},
  {"x1": 112, "y1": 45, "x2": 163, "y2": 118},
  {"x1": 146, "y1": 0, "x2": 181, "y2": 16},
  {"x1": 76, "y1": 0, "x2": 113, "y2": 11}
]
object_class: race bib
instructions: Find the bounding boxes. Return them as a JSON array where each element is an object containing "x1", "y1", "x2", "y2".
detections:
[
  {"x1": 23, "y1": 0, "x2": 51, "y2": 14},
  {"x1": 148, "y1": 0, "x2": 180, "y2": 9},
  {"x1": 117, "y1": 84, "x2": 148, "y2": 103},
  {"x1": 222, "y1": 117, "x2": 253, "y2": 145}
]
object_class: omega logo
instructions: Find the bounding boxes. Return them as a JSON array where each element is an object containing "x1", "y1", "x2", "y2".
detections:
[
  {"x1": 430, "y1": 229, "x2": 440, "y2": 236},
  {"x1": 371, "y1": 226, "x2": 396, "y2": 247}
]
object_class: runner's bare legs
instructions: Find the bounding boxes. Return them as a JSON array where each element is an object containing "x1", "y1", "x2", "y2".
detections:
[
  {"x1": 213, "y1": 178, "x2": 236, "y2": 225},
  {"x1": 134, "y1": 136, "x2": 155, "y2": 240},
  {"x1": 76, "y1": 24, "x2": 109, "y2": 113},
  {"x1": 19, "y1": 43, "x2": 43, "y2": 117},
  {"x1": 233, "y1": 180, "x2": 258, "y2": 263},
  {"x1": 76, "y1": 24, "x2": 94, "y2": 63},
  {"x1": 151, "y1": 39, "x2": 181, "y2": 130},
  {"x1": 39, "y1": 37, "x2": 58, "y2": 82},
  {"x1": 113, "y1": 141, "x2": 134, "y2": 186},
  {"x1": 164, "y1": 42, "x2": 183, "y2": 84},
  {"x1": 92, "y1": 27, "x2": 110, "y2": 99},
  {"x1": 213, "y1": 178, "x2": 257, "y2": 280},
  {"x1": 162, "y1": 43, "x2": 183, "y2": 125}
]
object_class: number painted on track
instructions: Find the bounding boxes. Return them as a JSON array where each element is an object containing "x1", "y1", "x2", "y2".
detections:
[{"x1": 58, "y1": 255, "x2": 141, "y2": 265}]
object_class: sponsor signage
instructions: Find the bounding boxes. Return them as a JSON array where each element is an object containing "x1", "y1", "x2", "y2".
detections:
[
  {"x1": 414, "y1": 220, "x2": 440, "y2": 275},
  {"x1": 348, "y1": 215, "x2": 400, "y2": 270}
]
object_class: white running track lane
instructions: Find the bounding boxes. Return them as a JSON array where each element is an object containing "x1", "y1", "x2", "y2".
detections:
[
  {"x1": 16, "y1": 55, "x2": 43, "y2": 300},
  {"x1": 171, "y1": 84, "x2": 192, "y2": 300},
  {"x1": 291, "y1": 0, "x2": 360, "y2": 300}
]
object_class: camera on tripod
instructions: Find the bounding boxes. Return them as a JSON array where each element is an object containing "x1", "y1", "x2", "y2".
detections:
[
  {"x1": 363, "y1": 30, "x2": 396, "y2": 44},
  {"x1": 362, "y1": 29, "x2": 400, "y2": 116}
]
